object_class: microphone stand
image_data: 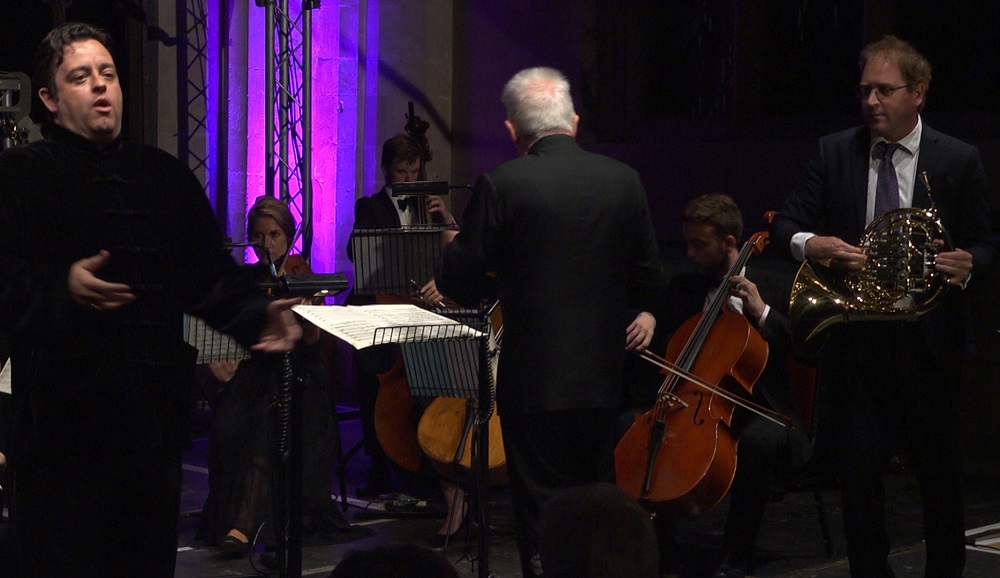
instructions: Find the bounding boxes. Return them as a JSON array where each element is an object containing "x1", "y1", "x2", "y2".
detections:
[
  {"x1": 225, "y1": 239, "x2": 347, "y2": 578},
  {"x1": 268, "y1": 273, "x2": 348, "y2": 578},
  {"x1": 224, "y1": 240, "x2": 278, "y2": 278}
]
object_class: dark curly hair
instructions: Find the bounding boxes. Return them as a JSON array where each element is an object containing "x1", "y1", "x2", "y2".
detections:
[{"x1": 32, "y1": 22, "x2": 113, "y2": 101}]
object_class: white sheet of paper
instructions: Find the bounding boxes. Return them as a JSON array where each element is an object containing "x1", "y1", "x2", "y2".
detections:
[
  {"x1": 0, "y1": 359, "x2": 10, "y2": 395},
  {"x1": 292, "y1": 304, "x2": 483, "y2": 349}
]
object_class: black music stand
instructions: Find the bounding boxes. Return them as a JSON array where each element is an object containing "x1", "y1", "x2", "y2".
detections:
[
  {"x1": 184, "y1": 315, "x2": 252, "y2": 363},
  {"x1": 294, "y1": 303, "x2": 495, "y2": 578},
  {"x1": 349, "y1": 225, "x2": 455, "y2": 297},
  {"x1": 385, "y1": 317, "x2": 496, "y2": 578},
  {"x1": 348, "y1": 228, "x2": 493, "y2": 577},
  {"x1": 341, "y1": 226, "x2": 454, "y2": 495},
  {"x1": 264, "y1": 273, "x2": 348, "y2": 578}
]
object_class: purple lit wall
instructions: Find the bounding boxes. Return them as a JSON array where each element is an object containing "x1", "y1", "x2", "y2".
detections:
[{"x1": 206, "y1": 2, "x2": 370, "y2": 275}]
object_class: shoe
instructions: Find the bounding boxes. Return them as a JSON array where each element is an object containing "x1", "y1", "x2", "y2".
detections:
[
  {"x1": 219, "y1": 534, "x2": 250, "y2": 557},
  {"x1": 529, "y1": 553, "x2": 544, "y2": 577},
  {"x1": 302, "y1": 501, "x2": 352, "y2": 534},
  {"x1": 427, "y1": 524, "x2": 463, "y2": 549}
]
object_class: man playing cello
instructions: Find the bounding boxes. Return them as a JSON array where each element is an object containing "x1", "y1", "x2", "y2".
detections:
[{"x1": 621, "y1": 194, "x2": 810, "y2": 578}]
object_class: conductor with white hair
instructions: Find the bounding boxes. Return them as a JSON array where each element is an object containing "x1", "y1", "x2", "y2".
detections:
[{"x1": 436, "y1": 66, "x2": 663, "y2": 577}]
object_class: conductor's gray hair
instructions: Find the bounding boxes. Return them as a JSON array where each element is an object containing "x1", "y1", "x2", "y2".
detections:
[{"x1": 501, "y1": 67, "x2": 576, "y2": 145}]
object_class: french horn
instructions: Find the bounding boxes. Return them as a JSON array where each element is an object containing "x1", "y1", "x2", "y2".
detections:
[{"x1": 789, "y1": 188, "x2": 952, "y2": 352}]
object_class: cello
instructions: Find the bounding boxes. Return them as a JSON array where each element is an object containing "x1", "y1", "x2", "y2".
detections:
[{"x1": 615, "y1": 230, "x2": 787, "y2": 517}]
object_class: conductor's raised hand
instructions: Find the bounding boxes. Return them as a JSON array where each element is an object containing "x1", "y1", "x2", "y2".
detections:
[
  {"x1": 252, "y1": 297, "x2": 304, "y2": 353},
  {"x1": 68, "y1": 250, "x2": 136, "y2": 311}
]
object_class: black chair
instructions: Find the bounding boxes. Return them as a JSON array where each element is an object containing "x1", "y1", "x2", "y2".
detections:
[
  {"x1": 785, "y1": 355, "x2": 834, "y2": 557},
  {"x1": 332, "y1": 402, "x2": 362, "y2": 512}
]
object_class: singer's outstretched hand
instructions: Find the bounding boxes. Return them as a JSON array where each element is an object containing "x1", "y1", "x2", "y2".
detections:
[
  {"x1": 252, "y1": 297, "x2": 304, "y2": 353},
  {"x1": 68, "y1": 250, "x2": 136, "y2": 311}
]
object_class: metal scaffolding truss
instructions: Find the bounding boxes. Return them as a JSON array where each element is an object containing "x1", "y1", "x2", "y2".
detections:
[
  {"x1": 175, "y1": 0, "x2": 209, "y2": 185},
  {"x1": 257, "y1": 0, "x2": 316, "y2": 259},
  {"x1": 169, "y1": 1, "x2": 314, "y2": 254}
]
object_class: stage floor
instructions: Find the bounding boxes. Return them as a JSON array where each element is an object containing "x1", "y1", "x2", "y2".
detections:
[{"x1": 175, "y1": 410, "x2": 1000, "y2": 577}]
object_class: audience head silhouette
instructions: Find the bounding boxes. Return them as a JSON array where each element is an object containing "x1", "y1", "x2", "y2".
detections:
[
  {"x1": 539, "y1": 482, "x2": 659, "y2": 578},
  {"x1": 328, "y1": 543, "x2": 458, "y2": 578}
]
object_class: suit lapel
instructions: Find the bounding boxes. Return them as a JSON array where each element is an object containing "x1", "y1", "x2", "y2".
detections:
[
  {"x1": 913, "y1": 127, "x2": 940, "y2": 209},
  {"x1": 375, "y1": 188, "x2": 403, "y2": 227},
  {"x1": 850, "y1": 129, "x2": 871, "y2": 235}
]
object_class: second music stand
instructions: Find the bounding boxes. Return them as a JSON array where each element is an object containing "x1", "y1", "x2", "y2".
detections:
[{"x1": 373, "y1": 317, "x2": 495, "y2": 578}]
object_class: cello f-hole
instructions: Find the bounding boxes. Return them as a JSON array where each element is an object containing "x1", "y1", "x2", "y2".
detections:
[{"x1": 691, "y1": 391, "x2": 706, "y2": 426}]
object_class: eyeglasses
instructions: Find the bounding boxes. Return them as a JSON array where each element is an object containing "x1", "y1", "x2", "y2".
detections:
[{"x1": 856, "y1": 83, "x2": 912, "y2": 100}]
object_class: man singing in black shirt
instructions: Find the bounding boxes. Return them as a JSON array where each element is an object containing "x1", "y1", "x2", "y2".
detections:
[{"x1": 0, "y1": 22, "x2": 302, "y2": 577}]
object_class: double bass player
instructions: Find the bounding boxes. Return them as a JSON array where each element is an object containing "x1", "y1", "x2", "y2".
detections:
[{"x1": 345, "y1": 133, "x2": 466, "y2": 544}]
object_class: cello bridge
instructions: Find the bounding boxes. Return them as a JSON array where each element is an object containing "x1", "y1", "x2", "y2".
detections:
[{"x1": 656, "y1": 392, "x2": 688, "y2": 409}]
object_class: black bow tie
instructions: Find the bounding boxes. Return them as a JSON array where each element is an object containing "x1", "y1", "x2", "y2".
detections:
[{"x1": 397, "y1": 197, "x2": 418, "y2": 211}]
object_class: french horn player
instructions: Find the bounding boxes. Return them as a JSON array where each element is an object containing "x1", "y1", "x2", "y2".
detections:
[{"x1": 770, "y1": 35, "x2": 994, "y2": 578}]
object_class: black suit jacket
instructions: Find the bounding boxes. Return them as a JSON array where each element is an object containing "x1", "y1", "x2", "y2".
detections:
[
  {"x1": 772, "y1": 123, "x2": 995, "y2": 361},
  {"x1": 346, "y1": 188, "x2": 402, "y2": 259},
  {"x1": 345, "y1": 188, "x2": 403, "y2": 305},
  {"x1": 437, "y1": 134, "x2": 664, "y2": 415}
]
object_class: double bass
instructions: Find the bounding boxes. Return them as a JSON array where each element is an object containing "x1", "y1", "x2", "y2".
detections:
[
  {"x1": 416, "y1": 301, "x2": 506, "y2": 484},
  {"x1": 373, "y1": 296, "x2": 506, "y2": 482},
  {"x1": 615, "y1": 230, "x2": 788, "y2": 517}
]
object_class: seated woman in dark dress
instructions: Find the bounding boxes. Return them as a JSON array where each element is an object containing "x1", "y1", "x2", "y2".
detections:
[{"x1": 198, "y1": 196, "x2": 347, "y2": 555}]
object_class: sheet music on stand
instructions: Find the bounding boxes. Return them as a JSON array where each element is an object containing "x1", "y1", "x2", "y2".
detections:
[
  {"x1": 183, "y1": 314, "x2": 251, "y2": 363},
  {"x1": 350, "y1": 225, "x2": 456, "y2": 296},
  {"x1": 292, "y1": 304, "x2": 484, "y2": 350},
  {"x1": 296, "y1": 302, "x2": 495, "y2": 578},
  {"x1": 373, "y1": 322, "x2": 488, "y2": 400}
]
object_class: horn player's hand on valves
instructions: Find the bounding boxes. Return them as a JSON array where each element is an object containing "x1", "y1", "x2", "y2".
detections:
[
  {"x1": 933, "y1": 242, "x2": 973, "y2": 285},
  {"x1": 804, "y1": 235, "x2": 867, "y2": 270}
]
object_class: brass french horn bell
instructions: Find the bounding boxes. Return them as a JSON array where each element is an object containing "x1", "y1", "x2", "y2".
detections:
[{"x1": 789, "y1": 198, "x2": 952, "y2": 353}]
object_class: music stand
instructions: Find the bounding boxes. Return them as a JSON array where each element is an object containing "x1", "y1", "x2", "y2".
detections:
[
  {"x1": 347, "y1": 227, "x2": 492, "y2": 577},
  {"x1": 342, "y1": 226, "x2": 450, "y2": 491},
  {"x1": 350, "y1": 225, "x2": 456, "y2": 297},
  {"x1": 294, "y1": 303, "x2": 496, "y2": 578},
  {"x1": 388, "y1": 314, "x2": 496, "y2": 578},
  {"x1": 184, "y1": 314, "x2": 252, "y2": 363}
]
